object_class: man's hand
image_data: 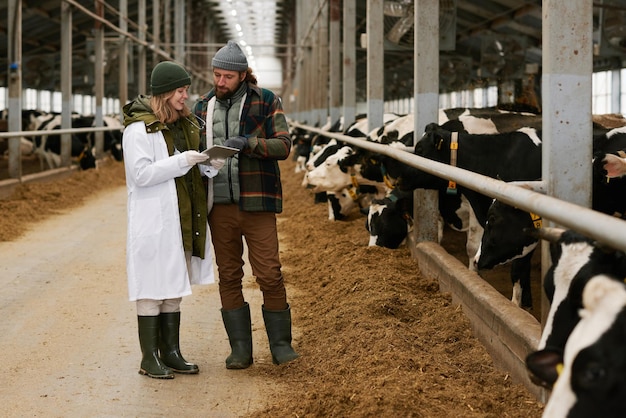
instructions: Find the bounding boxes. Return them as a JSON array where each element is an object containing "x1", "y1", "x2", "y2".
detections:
[{"x1": 224, "y1": 136, "x2": 248, "y2": 151}]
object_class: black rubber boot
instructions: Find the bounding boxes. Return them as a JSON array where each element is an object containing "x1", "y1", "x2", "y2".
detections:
[
  {"x1": 159, "y1": 312, "x2": 199, "y2": 374},
  {"x1": 138, "y1": 316, "x2": 174, "y2": 379},
  {"x1": 262, "y1": 304, "x2": 299, "y2": 365},
  {"x1": 221, "y1": 302, "x2": 253, "y2": 369}
]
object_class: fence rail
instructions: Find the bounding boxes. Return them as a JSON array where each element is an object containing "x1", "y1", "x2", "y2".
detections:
[
  {"x1": 0, "y1": 126, "x2": 121, "y2": 139},
  {"x1": 290, "y1": 121, "x2": 626, "y2": 253}
]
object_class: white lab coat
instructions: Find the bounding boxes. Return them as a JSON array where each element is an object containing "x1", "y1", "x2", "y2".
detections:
[{"x1": 123, "y1": 121, "x2": 215, "y2": 301}]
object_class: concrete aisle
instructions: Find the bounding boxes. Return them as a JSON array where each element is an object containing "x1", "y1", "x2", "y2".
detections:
[{"x1": 0, "y1": 186, "x2": 278, "y2": 418}]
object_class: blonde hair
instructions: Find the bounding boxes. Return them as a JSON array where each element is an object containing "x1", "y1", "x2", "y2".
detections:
[{"x1": 150, "y1": 91, "x2": 191, "y2": 124}]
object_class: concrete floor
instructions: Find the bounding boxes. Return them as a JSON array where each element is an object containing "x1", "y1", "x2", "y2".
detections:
[{"x1": 0, "y1": 186, "x2": 279, "y2": 417}]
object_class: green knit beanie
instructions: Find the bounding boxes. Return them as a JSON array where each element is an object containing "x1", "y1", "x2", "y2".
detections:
[{"x1": 150, "y1": 61, "x2": 191, "y2": 95}]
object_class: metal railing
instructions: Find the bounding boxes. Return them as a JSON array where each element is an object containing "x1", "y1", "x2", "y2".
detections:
[
  {"x1": 290, "y1": 121, "x2": 626, "y2": 253},
  {"x1": 0, "y1": 126, "x2": 120, "y2": 139}
]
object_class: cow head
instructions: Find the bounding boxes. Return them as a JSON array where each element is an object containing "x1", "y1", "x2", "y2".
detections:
[
  {"x1": 474, "y1": 199, "x2": 540, "y2": 270},
  {"x1": 523, "y1": 229, "x2": 626, "y2": 389},
  {"x1": 532, "y1": 275, "x2": 626, "y2": 418},
  {"x1": 402, "y1": 123, "x2": 451, "y2": 191},
  {"x1": 304, "y1": 146, "x2": 355, "y2": 192},
  {"x1": 365, "y1": 191, "x2": 414, "y2": 249}
]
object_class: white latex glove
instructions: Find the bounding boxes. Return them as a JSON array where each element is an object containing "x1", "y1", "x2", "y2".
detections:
[
  {"x1": 209, "y1": 158, "x2": 226, "y2": 170},
  {"x1": 183, "y1": 150, "x2": 209, "y2": 166}
]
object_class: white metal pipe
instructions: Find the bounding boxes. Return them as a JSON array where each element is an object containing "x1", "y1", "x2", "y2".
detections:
[
  {"x1": 290, "y1": 121, "x2": 626, "y2": 252},
  {"x1": 0, "y1": 126, "x2": 120, "y2": 139}
]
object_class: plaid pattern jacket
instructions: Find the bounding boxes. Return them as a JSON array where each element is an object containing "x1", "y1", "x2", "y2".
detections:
[{"x1": 193, "y1": 83, "x2": 291, "y2": 213}]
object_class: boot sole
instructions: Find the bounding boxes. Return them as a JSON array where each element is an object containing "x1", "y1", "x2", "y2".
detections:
[
  {"x1": 170, "y1": 368, "x2": 199, "y2": 374},
  {"x1": 226, "y1": 361, "x2": 253, "y2": 369},
  {"x1": 272, "y1": 354, "x2": 299, "y2": 365},
  {"x1": 138, "y1": 369, "x2": 175, "y2": 379}
]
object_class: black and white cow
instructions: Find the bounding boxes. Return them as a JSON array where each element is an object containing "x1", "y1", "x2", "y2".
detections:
[
  {"x1": 299, "y1": 136, "x2": 384, "y2": 219},
  {"x1": 326, "y1": 185, "x2": 379, "y2": 221},
  {"x1": 527, "y1": 274, "x2": 626, "y2": 418},
  {"x1": 355, "y1": 108, "x2": 543, "y2": 255},
  {"x1": 30, "y1": 113, "x2": 94, "y2": 169},
  {"x1": 303, "y1": 117, "x2": 345, "y2": 170},
  {"x1": 291, "y1": 125, "x2": 313, "y2": 173},
  {"x1": 0, "y1": 109, "x2": 44, "y2": 156},
  {"x1": 304, "y1": 145, "x2": 389, "y2": 196},
  {"x1": 87, "y1": 115, "x2": 124, "y2": 162},
  {"x1": 396, "y1": 122, "x2": 544, "y2": 308},
  {"x1": 523, "y1": 229, "x2": 626, "y2": 390},
  {"x1": 408, "y1": 123, "x2": 543, "y2": 222},
  {"x1": 473, "y1": 125, "x2": 626, "y2": 306},
  {"x1": 368, "y1": 113, "x2": 415, "y2": 145},
  {"x1": 365, "y1": 189, "x2": 414, "y2": 249},
  {"x1": 438, "y1": 107, "x2": 542, "y2": 135},
  {"x1": 472, "y1": 196, "x2": 544, "y2": 307}
]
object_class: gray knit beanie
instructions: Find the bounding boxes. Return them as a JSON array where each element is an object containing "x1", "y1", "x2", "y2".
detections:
[
  {"x1": 150, "y1": 61, "x2": 191, "y2": 95},
  {"x1": 212, "y1": 41, "x2": 249, "y2": 72}
]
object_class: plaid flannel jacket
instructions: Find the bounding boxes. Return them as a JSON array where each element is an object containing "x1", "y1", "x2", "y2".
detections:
[{"x1": 193, "y1": 83, "x2": 291, "y2": 213}]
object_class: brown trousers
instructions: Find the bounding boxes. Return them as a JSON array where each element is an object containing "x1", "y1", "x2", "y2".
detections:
[{"x1": 209, "y1": 204, "x2": 287, "y2": 311}]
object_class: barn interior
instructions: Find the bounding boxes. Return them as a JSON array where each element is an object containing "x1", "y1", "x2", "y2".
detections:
[{"x1": 1, "y1": 0, "x2": 625, "y2": 107}]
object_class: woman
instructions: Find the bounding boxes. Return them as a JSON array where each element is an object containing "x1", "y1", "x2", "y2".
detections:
[{"x1": 122, "y1": 61, "x2": 223, "y2": 379}]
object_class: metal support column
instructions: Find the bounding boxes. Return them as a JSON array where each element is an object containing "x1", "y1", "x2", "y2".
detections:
[
  {"x1": 94, "y1": 1, "x2": 105, "y2": 157},
  {"x1": 541, "y1": 0, "x2": 593, "y2": 325},
  {"x1": 138, "y1": 0, "x2": 147, "y2": 95},
  {"x1": 366, "y1": 0, "x2": 384, "y2": 132},
  {"x1": 7, "y1": 0, "x2": 22, "y2": 179},
  {"x1": 61, "y1": 2, "x2": 73, "y2": 168},
  {"x1": 174, "y1": 0, "x2": 185, "y2": 63},
  {"x1": 329, "y1": 0, "x2": 341, "y2": 127},
  {"x1": 412, "y1": 0, "x2": 440, "y2": 244},
  {"x1": 342, "y1": 0, "x2": 356, "y2": 128},
  {"x1": 316, "y1": 0, "x2": 329, "y2": 125},
  {"x1": 119, "y1": 0, "x2": 128, "y2": 106}
]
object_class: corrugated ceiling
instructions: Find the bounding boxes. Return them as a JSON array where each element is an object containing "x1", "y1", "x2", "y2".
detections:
[{"x1": 0, "y1": 1, "x2": 624, "y2": 102}]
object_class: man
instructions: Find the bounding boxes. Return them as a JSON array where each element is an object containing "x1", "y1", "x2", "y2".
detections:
[{"x1": 193, "y1": 41, "x2": 299, "y2": 369}]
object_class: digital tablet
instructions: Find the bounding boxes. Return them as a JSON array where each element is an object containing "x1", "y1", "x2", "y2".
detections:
[{"x1": 200, "y1": 145, "x2": 240, "y2": 161}]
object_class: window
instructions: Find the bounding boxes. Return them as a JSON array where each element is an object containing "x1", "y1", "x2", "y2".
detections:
[{"x1": 592, "y1": 70, "x2": 612, "y2": 114}]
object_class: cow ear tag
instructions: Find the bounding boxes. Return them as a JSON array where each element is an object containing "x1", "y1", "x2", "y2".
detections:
[
  {"x1": 530, "y1": 212, "x2": 542, "y2": 229},
  {"x1": 446, "y1": 180, "x2": 458, "y2": 195},
  {"x1": 556, "y1": 363, "x2": 564, "y2": 376},
  {"x1": 446, "y1": 132, "x2": 459, "y2": 195}
]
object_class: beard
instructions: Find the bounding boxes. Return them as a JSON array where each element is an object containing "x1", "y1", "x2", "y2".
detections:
[{"x1": 215, "y1": 82, "x2": 240, "y2": 100}]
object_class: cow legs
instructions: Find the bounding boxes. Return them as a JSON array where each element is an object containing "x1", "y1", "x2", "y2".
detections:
[{"x1": 511, "y1": 251, "x2": 534, "y2": 309}]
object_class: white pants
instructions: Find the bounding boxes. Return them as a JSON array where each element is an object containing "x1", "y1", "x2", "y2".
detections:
[{"x1": 136, "y1": 252, "x2": 191, "y2": 316}]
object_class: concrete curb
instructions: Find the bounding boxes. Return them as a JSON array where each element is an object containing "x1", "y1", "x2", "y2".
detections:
[
  {"x1": 0, "y1": 166, "x2": 76, "y2": 199},
  {"x1": 411, "y1": 240, "x2": 547, "y2": 402}
]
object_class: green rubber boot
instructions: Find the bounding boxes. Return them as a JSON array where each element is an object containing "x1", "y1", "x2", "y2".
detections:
[
  {"x1": 221, "y1": 302, "x2": 253, "y2": 369},
  {"x1": 262, "y1": 304, "x2": 299, "y2": 365},
  {"x1": 159, "y1": 312, "x2": 199, "y2": 374},
  {"x1": 138, "y1": 316, "x2": 174, "y2": 379}
]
